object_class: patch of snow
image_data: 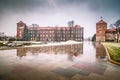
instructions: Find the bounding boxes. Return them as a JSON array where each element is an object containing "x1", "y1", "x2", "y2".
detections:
[{"x1": 24, "y1": 40, "x2": 82, "y2": 47}]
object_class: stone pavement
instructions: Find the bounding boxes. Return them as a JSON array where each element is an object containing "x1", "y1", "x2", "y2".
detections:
[{"x1": 0, "y1": 42, "x2": 120, "y2": 80}]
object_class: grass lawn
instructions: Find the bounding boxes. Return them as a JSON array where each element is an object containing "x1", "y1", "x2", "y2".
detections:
[{"x1": 102, "y1": 42, "x2": 120, "y2": 62}]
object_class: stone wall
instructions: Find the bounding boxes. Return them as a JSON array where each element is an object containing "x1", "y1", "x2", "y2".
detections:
[{"x1": 96, "y1": 36, "x2": 105, "y2": 42}]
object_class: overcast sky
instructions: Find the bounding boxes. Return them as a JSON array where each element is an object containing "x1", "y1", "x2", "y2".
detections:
[{"x1": 0, "y1": 0, "x2": 120, "y2": 38}]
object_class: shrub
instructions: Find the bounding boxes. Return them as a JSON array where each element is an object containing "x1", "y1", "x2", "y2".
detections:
[{"x1": 0, "y1": 43, "x2": 4, "y2": 46}]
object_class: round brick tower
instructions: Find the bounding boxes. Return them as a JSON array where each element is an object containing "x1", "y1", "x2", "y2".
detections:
[{"x1": 96, "y1": 19, "x2": 107, "y2": 42}]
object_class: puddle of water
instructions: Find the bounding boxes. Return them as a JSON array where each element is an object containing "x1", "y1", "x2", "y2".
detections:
[
  {"x1": 0, "y1": 42, "x2": 108, "y2": 67},
  {"x1": 0, "y1": 42, "x2": 120, "y2": 80}
]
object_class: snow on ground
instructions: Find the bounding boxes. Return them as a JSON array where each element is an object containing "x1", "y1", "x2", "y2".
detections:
[{"x1": 24, "y1": 40, "x2": 82, "y2": 47}]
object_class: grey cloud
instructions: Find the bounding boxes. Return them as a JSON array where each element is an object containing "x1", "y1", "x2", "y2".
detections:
[
  {"x1": 0, "y1": 0, "x2": 55, "y2": 14},
  {"x1": 0, "y1": 0, "x2": 120, "y2": 37},
  {"x1": 0, "y1": 0, "x2": 47, "y2": 9},
  {"x1": 55, "y1": 0, "x2": 87, "y2": 5},
  {"x1": 0, "y1": 0, "x2": 55, "y2": 19},
  {"x1": 55, "y1": 0, "x2": 120, "y2": 14},
  {"x1": 0, "y1": 0, "x2": 120, "y2": 13},
  {"x1": 88, "y1": 0, "x2": 120, "y2": 12}
]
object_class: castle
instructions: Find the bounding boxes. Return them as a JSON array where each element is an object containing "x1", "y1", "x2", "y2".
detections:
[
  {"x1": 16, "y1": 21, "x2": 84, "y2": 42},
  {"x1": 96, "y1": 19, "x2": 116, "y2": 42}
]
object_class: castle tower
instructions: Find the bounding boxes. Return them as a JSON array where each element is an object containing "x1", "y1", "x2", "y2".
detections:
[
  {"x1": 16, "y1": 21, "x2": 26, "y2": 39},
  {"x1": 96, "y1": 19, "x2": 107, "y2": 42}
]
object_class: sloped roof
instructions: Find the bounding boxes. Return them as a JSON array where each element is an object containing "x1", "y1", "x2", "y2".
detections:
[
  {"x1": 28, "y1": 26, "x2": 56, "y2": 30},
  {"x1": 96, "y1": 20, "x2": 107, "y2": 24},
  {"x1": 17, "y1": 21, "x2": 24, "y2": 23},
  {"x1": 106, "y1": 29, "x2": 116, "y2": 33},
  {"x1": 74, "y1": 25, "x2": 81, "y2": 28}
]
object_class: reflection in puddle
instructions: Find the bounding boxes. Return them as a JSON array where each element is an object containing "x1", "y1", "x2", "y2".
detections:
[
  {"x1": 16, "y1": 42, "x2": 107, "y2": 62},
  {"x1": 16, "y1": 42, "x2": 107, "y2": 63},
  {"x1": 1, "y1": 42, "x2": 120, "y2": 80},
  {"x1": 92, "y1": 42, "x2": 107, "y2": 60},
  {"x1": 17, "y1": 43, "x2": 83, "y2": 61}
]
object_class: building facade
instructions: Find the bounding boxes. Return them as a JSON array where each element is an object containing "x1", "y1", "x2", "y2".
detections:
[
  {"x1": 96, "y1": 19, "x2": 107, "y2": 41},
  {"x1": 96, "y1": 19, "x2": 116, "y2": 42},
  {"x1": 16, "y1": 21, "x2": 84, "y2": 42}
]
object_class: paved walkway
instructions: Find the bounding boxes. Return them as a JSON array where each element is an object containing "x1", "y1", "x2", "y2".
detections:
[{"x1": 0, "y1": 41, "x2": 120, "y2": 80}]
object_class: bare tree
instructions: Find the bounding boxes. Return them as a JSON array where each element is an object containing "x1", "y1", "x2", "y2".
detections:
[
  {"x1": 110, "y1": 19, "x2": 120, "y2": 42},
  {"x1": 109, "y1": 24, "x2": 116, "y2": 42},
  {"x1": 114, "y1": 19, "x2": 120, "y2": 42}
]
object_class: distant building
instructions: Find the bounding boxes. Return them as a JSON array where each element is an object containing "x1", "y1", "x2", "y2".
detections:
[
  {"x1": 0, "y1": 32, "x2": 15, "y2": 41},
  {"x1": 16, "y1": 21, "x2": 84, "y2": 42},
  {"x1": 96, "y1": 19, "x2": 116, "y2": 42},
  {"x1": 0, "y1": 32, "x2": 8, "y2": 41}
]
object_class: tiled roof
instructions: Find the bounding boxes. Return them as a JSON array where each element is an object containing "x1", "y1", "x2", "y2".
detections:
[
  {"x1": 28, "y1": 26, "x2": 71, "y2": 30},
  {"x1": 27, "y1": 25, "x2": 82, "y2": 31},
  {"x1": 96, "y1": 20, "x2": 107, "y2": 24},
  {"x1": 106, "y1": 29, "x2": 116, "y2": 33},
  {"x1": 74, "y1": 25, "x2": 81, "y2": 28},
  {"x1": 17, "y1": 21, "x2": 24, "y2": 23}
]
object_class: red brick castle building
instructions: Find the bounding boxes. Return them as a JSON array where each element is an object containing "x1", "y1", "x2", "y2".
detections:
[
  {"x1": 16, "y1": 21, "x2": 84, "y2": 42},
  {"x1": 96, "y1": 19, "x2": 116, "y2": 42}
]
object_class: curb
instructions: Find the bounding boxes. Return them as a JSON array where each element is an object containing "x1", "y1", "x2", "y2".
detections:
[{"x1": 102, "y1": 43, "x2": 120, "y2": 66}]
